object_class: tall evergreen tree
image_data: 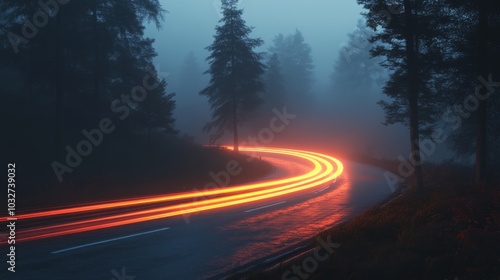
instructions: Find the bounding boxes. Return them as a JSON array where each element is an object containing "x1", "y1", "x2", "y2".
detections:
[
  {"x1": 135, "y1": 79, "x2": 177, "y2": 141},
  {"x1": 263, "y1": 53, "x2": 287, "y2": 109},
  {"x1": 435, "y1": 0, "x2": 500, "y2": 185},
  {"x1": 357, "y1": 0, "x2": 444, "y2": 191},
  {"x1": 270, "y1": 30, "x2": 314, "y2": 110},
  {"x1": 200, "y1": 0, "x2": 265, "y2": 152},
  {"x1": 0, "y1": 0, "x2": 175, "y2": 150},
  {"x1": 248, "y1": 53, "x2": 287, "y2": 133},
  {"x1": 331, "y1": 19, "x2": 386, "y2": 90},
  {"x1": 179, "y1": 51, "x2": 203, "y2": 93}
]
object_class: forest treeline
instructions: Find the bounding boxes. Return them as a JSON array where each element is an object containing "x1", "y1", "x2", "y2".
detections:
[
  {"x1": 354, "y1": 0, "x2": 500, "y2": 188},
  {"x1": 1, "y1": 0, "x2": 175, "y2": 144},
  {"x1": 198, "y1": 0, "x2": 500, "y2": 188},
  {"x1": 1, "y1": 0, "x2": 499, "y2": 189}
]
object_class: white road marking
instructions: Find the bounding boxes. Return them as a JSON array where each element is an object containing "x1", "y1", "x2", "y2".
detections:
[
  {"x1": 314, "y1": 179, "x2": 337, "y2": 194},
  {"x1": 244, "y1": 201, "x2": 287, "y2": 213},
  {"x1": 314, "y1": 185, "x2": 331, "y2": 194},
  {"x1": 51, "y1": 227, "x2": 170, "y2": 254}
]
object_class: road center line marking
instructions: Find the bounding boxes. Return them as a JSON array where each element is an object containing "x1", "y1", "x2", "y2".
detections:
[
  {"x1": 315, "y1": 185, "x2": 331, "y2": 194},
  {"x1": 51, "y1": 227, "x2": 169, "y2": 254},
  {"x1": 244, "y1": 201, "x2": 286, "y2": 213},
  {"x1": 315, "y1": 179, "x2": 337, "y2": 194}
]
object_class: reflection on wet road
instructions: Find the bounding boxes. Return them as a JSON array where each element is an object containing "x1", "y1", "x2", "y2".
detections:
[
  {"x1": 203, "y1": 160, "x2": 392, "y2": 278},
  {"x1": 7, "y1": 152, "x2": 391, "y2": 280}
]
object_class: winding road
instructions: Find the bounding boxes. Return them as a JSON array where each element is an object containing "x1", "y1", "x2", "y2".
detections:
[{"x1": 1, "y1": 147, "x2": 393, "y2": 280}]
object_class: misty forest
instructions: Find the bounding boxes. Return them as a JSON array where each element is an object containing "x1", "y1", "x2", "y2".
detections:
[{"x1": 1, "y1": 0, "x2": 499, "y2": 279}]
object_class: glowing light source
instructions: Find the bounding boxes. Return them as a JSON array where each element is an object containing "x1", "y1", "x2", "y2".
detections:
[{"x1": 1, "y1": 147, "x2": 343, "y2": 243}]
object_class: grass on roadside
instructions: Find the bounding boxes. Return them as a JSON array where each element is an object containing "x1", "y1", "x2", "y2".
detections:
[{"x1": 240, "y1": 163, "x2": 500, "y2": 280}]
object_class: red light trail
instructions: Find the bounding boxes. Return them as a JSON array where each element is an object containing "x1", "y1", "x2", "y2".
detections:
[{"x1": 1, "y1": 147, "x2": 343, "y2": 243}]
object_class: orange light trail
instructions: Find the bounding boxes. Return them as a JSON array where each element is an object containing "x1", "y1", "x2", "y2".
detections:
[
  {"x1": 1, "y1": 147, "x2": 343, "y2": 244},
  {"x1": 14, "y1": 149, "x2": 322, "y2": 220}
]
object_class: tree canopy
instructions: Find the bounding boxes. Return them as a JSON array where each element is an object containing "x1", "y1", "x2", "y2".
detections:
[{"x1": 200, "y1": 0, "x2": 265, "y2": 151}]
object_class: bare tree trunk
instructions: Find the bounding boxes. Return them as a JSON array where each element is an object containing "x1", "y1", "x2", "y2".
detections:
[
  {"x1": 476, "y1": 0, "x2": 489, "y2": 187},
  {"x1": 404, "y1": 0, "x2": 424, "y2": 192},
  {"x1": 230, "y1": 14, "x2": 239, "y2": 153},
  {"x1": 232, "y1": 92, "x2": 239, "y2": 152}
]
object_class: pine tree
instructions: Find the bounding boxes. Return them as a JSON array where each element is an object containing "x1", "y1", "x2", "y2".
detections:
[
  {"x1": 263, "y1": 53, "x2": 287, "y2": 109},
  {"x1": 357, "y1": 0, "x2": 444, "y2": 192},
  {"x1": 269, "y1": 30, "x2": 314, "y2": 110},
  {"x1": 331, "y1": 19, "x2": 386, "y2": 91},
  {"x1": 0, "y1": 0, "x2": 173, "y2": 148},
  {"x1": 247, "y1": 53, "x2": 287, "y2": 133},
  {"x1": 135, "y1": 79, "x2": 177, "y2": 141},
  {"x1": 200, "y1": 0, "x2": 265, "y2": 152},
  {"x1": 179, "y1": 51, "x2": 203, "y2": 94},
  {"x1": 435, "y1": 0, "x2": 500, "y2": 184}
]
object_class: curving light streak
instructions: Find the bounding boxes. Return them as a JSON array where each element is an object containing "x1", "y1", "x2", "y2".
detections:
[
  {"x1": 1, "y1": 147, "x2": 343, "y2": 244},
  {"x1": 19, "y1": 150, "x2": 331, "y2": 233},
  {"x1": 13, "y1": 149, "x2": 322, "y2": 220}
]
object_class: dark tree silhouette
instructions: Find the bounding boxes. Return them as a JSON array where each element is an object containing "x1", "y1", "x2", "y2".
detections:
[
  {"x1": 0, "y1": 0, "x2": 175, "y2": 150},
  {"x1": 179, "y1": 51, "x2": 204, "y2": 94},
  {"x1": 201, "y1": 0, "x2": 265, "y2": 152},
  {"x1": 434, "y1": 0, "x2": 500, "y2": 185},
  {"x1": 263, "y1": 53, "x2": 287, "y2": 109},
  {"x1": 357, "y1": 0, "x2": 444, "y2": 192},
  {"x1": 270, "y1": 30, "x2": 314, "y2": 110},
  {"x1": 247, "y1": 53, "x2": 287, "y2": 133},
  {"x1": 135, "y1": 80, "x2": 177, "y2": 141},
  {"x1": 331, "y1": 19, "x2": 386, "y2": 90}
]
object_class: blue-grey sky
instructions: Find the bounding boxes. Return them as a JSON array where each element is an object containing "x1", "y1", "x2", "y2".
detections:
[
  {"x1": 147, "y1": 0, "x2": 364, "y2": 87},
  {"x1": 143, "y1": 1, "x2": 448, "y2": 159},
  {"x1": 145, "y1": 0, "x2": 368, "y2": 142}
]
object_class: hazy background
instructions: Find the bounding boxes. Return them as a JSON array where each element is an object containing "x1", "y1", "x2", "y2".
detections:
[{"x1": 145, "y1": 0, "x2": 449, "y2": 159}]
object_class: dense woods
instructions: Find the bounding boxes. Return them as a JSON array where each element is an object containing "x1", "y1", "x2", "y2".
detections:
[
  {"x1": 1, "y1": 0, "x2": 498, "y2": 189},
  {"x1": 2, "y1": 1, "x2": 499, "y2": 279},
  {"x1": 355, "y1": 0, "x2": 500, "y2": 188}
]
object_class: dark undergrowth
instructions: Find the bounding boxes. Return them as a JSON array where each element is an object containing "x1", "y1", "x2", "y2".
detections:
[
  {"x1": 3, "y1": 95, "x2": 272, "y2": 211},
  {"x1": 10, "y1": 131, "x2": 272, "y2": 211},
  {"x1": 237, "y1": 163, "x2": 500, "y2": 280}
]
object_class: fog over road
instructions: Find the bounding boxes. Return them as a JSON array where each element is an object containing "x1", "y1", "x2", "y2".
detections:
[{"x1": 3, "y1": 149, "x2": 392, "y2": 280}]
